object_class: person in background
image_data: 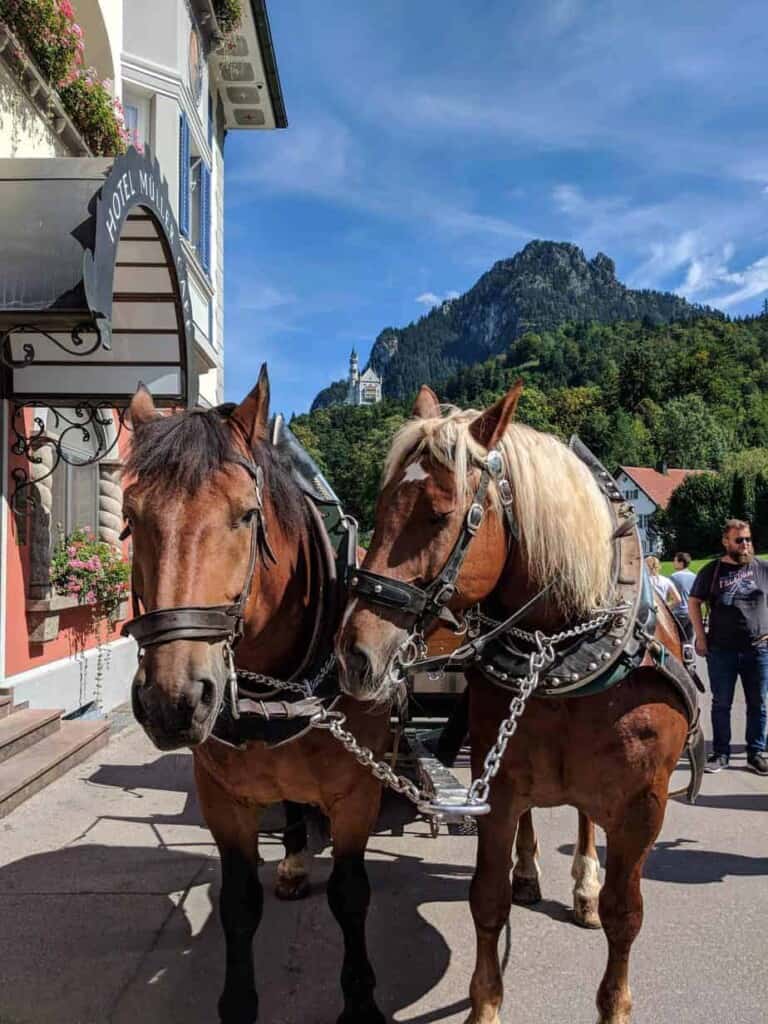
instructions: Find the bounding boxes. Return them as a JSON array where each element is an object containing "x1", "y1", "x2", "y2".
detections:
[
  {"x1": 645, "y1": 555, "x2": 682, "y2": 610},
  {"x1": 688, "y1": 519, "x2": 768, "y2": 776},
  {"x1": 670, "y1": 551, "x2": 697, "y2": 641}
]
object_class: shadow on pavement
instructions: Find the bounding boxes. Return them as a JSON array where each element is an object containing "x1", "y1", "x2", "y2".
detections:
[
  {"x1": 694, "y1": 791, "x2": 768, "y2": 812},
  {"x1": 558, "y1": 836, "x2": 768, "y2": 885},
  {"x1": 0, "y1": 756, "x2": 477, "y2": 1024}
]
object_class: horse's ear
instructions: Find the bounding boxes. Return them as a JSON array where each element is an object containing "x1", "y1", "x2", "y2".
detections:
[
  {"x1": 412, "y1": 385, "x2": 440, "y2": 419},
  {"x1": 232, "y1": 363, "x2": 270, "y2": 445},
  {"x1": 469, "y1": 379, "x2": 523, "y2": 448},
  {"x1": 128, "y1": 382, "x2": 160, "y2": 428}
]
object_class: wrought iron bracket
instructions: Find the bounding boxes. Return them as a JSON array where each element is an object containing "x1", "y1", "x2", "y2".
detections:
[{"x1": 9, "y1": 401, "x2": 130, "y2": 520}]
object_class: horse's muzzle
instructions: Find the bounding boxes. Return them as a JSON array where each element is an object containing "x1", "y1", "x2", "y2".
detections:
[{"x1": 131, "y1": 675, "x2": 219, "y2": 750}]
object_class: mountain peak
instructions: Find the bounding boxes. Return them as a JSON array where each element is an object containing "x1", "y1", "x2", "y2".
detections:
[{"x1": 311, "y1": 240, "x2": 720, "y2": 407}]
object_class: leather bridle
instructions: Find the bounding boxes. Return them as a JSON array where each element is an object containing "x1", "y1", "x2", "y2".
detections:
[
  {"x1": 121, "y1": 454, "x2": 276, "y2": 652},
  {"x1": 348, "y1": 448, "x2": 519, "y2": 645}
]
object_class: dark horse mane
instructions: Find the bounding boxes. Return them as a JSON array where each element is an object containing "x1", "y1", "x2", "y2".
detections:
[{"x1": 124, "y1": 404, "x2": 306, "y2": 533}]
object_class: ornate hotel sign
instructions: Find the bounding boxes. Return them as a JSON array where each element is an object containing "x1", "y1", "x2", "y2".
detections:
[{"x1": 0, "y1": 146, "x2": 196, "y2": 407}]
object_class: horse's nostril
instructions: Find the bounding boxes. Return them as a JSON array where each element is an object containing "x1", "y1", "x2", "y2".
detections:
[
  {"x1": 348, "y1": 644, "x2": 371, "y2": 677},
  {"x1": 200, "y1": 679, "x2": 215, "y2": 707}
]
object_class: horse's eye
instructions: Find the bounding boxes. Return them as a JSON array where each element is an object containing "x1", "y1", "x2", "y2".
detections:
[
  {"x1": 430, "y1": 510, "x2": 451, "y2": 525},
  {"x1": 240, "y1": 508, "x2": 259, "y2": 526}
]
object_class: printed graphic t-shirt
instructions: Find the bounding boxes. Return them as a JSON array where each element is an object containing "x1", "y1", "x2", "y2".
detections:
[{"x1": 690, "y1": 558, "x2": 768, "y2": 650}]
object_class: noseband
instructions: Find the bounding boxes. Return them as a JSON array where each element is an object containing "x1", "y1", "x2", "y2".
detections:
[
  {"x1": 121, "y1": 455, "x2": 275, "y2": 651},
  {"x1": 348, "y1": 449, "x2": 518, "y2": 650}
]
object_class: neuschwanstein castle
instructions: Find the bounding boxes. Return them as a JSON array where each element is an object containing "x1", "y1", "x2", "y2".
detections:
[{"x1": 346, "y1": 349, "x2": 382, "y2": 405}]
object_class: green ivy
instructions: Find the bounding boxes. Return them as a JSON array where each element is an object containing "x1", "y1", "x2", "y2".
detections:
[
  {"x1": 213, "y1": 0, "x2": 243, "y2": 33},
  {"x1": 59, "y1": 70, "x2": 129, "y2": 156}
]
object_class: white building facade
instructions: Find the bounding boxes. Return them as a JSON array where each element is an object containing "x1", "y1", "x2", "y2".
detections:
[{"x1": 0, "y1": 1, "x2": 285, "y2": 715}]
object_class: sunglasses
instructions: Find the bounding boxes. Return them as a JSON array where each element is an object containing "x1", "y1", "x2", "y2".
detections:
[{"x1": 733, "y1": 537, "x2": 753, "y2": 545}]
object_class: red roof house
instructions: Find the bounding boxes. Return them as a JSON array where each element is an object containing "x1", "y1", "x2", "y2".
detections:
[
  {"x1": 616, "y1": 465, "x2": 708, "y2": 552},
  {"x1": 618, "y1": 466, "x2": 708, "y2": 510}
]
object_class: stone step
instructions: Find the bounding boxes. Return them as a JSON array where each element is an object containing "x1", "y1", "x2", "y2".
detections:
[
  {"x1": 0, "y1": 709, "x2": 62, "y2": 764},
  {"x1": 0, "y1": 694, "x2": 12, "y2": 719},
  {"x1": 0, "y1": 720, "x2": 110, "y2": 819}
]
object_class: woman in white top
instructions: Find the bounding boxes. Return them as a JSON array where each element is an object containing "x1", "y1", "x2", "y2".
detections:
[{"x1": 645, "y1": 555, "x2": 682, "y2": 610}]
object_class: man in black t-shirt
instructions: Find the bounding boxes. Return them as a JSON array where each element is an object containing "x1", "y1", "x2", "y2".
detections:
[{"x1": 689, "y1": 519, "x2": 768, "y2": 775}]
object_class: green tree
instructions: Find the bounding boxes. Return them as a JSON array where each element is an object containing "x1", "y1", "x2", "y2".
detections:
[{"x1": 657, "y1": 472, "x2": 731, "y2": 556}]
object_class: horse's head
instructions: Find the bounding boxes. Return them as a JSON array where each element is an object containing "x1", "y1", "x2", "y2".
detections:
[
  {"x1": 125, "y1": 367, "x2": 274, "y2": 750},
  {"x1": 337, "y1": 383, "x2": 522, "y2": 700}
]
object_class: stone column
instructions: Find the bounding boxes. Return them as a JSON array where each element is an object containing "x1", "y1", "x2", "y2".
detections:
[
  {"x1": 28, "y1": 443, "x2": 55, "y2": 599},
  {"x1": 98, "y1": 462, "x2": 122, "y2": 549}
]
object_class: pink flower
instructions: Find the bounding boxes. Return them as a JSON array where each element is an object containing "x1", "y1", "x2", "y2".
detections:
[
  {"x1": 67, "y1": 545, "x2": 77, "y2": 557},
  {"x1": 85, "y1": 590, "x2": 97, "y2": 605},
  {"x1": 67, "y1": 578, "x2": 81, "y2": 593},
  {"x1": 59, "y1": 0, "x2": 75, "y2": 19}
]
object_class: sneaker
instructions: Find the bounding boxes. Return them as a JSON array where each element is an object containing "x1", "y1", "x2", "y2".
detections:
[
  {"x1": 747, "y1": 752, "x2": 768, "y2": 776},
  {"x1": 704, "y1": 753, "x2": 729, "y2": 773}
]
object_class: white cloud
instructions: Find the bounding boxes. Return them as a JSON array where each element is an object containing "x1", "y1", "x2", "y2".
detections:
[
  {"x1": 415, "y1": 289, "x2": 461, "y2": 308},
  {"x1": 231, "y1": 114, "x2": 358, "y2": 202},
  {"x1": 235, "y1": 283, "x2": 296, "y2": 312},
  {"x1": 700, "y1": 255, "x2": 768, "y2": 309}
]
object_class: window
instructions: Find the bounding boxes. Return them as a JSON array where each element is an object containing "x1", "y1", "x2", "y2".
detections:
[
  {"x1": 623, "y1": 487, "x2": 638, "y2": 500},
  {"x1": 123, "y1": 89, "x2": 151, "y2": 152},
  {"x1": 47, "y1": 409, "x2": 107, "y2": 547},
  {"x1": 50, "y1": 459, "x2": 99, "y2": 547},
  {"x1": 179, "y1": 111, "x2": 212, "y2": 274}
]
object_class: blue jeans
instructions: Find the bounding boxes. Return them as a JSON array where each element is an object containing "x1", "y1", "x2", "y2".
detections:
[{"x1": 707, "y1": 646, "x2": 768, "y2": 757}]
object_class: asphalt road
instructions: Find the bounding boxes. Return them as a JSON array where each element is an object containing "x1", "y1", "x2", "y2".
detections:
[{"x1": 0, "y1": 688, "x2": 765, "y2": 1024}]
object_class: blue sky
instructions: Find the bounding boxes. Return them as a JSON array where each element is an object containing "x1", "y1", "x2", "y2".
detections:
[{"x1": 223, "y1": 0, "x2": 768, "y2": 416}]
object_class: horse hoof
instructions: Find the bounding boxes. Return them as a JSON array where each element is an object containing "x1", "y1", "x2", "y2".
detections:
[
  {"x1": 511, "y1": 874, "x2": 542, "y2": 904},
  {"x1": 573, "y1": 896, "x2": 601, "y2": 929},
  {"x1": 337, "y1": 1004, "x2": 386, "y2": 1024},
  {"x1": 274, "y1": 873, "x2": 310, "y2": 901}
]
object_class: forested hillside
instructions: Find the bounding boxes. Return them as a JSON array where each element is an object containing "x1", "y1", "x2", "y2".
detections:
[
  {"x1": 292, "y1": 314, "x2": 768, "y2": 538},
  {"x1": 311, "y1": 240, "x2": 719, "y2": 408}
]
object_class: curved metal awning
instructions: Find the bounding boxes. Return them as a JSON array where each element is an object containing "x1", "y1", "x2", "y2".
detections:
[{"x1": 0, "y1": 146, "x2": 196, "y2": 407}]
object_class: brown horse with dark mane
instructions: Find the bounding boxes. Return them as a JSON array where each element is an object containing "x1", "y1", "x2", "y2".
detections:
[
  {"x1": 123, "y1": 367, "x2": 389, "y2": 1024},
  {"x1": 337, "y1": 382, "x2": 701, "y2": 1024}
]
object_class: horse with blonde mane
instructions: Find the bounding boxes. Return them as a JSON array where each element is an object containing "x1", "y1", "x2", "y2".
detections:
[{"x1": 337, "y1": 382, "x2": 698, "y2": 1024}]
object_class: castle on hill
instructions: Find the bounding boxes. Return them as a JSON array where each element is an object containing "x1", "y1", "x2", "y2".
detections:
[{"x1": 346, "y1": 349, "x2": 382, "y2": 405}]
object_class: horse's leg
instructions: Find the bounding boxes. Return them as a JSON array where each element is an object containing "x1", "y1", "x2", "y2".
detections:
[
  {"x1": 195, "y1": 762, "x2": 263, "y2": 1024},
  {"x1": 275, "y1": 800, "x2": 311, "y2": 901},
  {"x1": 510, "y1": 808, "x2": 542, "y2": 904},
  {"x1": 466, "y1": 797, "x2": 521, "y2": 1024},
  {"x1": 326, "y1": 781, "x2": 385, "y2": 1024},
  {"x1": 596, "y1": 787, "x2": 667, "y2": 1024},
  {"x1": 572, "y1": 810, "x2": 602, "y2": 929}
]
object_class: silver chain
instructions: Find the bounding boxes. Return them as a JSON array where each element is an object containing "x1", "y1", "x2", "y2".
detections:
[
  {"x1": 466, "y1": 634, "x2": 554, "y2": 806},
  {"x1": 313, "y1": 632, "x2": 555, "y2": 817},
  {"x1": 476, "y1": 606, "x2": 630, "y2": 646},
  {"x1": 235, "y1": 651, "x2": 337, "y2": 698},
  {"x1": 311, "y1": 706, "x2": 429, "y2": 807}
]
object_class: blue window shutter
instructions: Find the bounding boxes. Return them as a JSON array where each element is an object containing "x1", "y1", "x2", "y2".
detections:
[
  {"x1": 200, "y1": 162, "x2": 211, "y2": 274},
  {"x1": 208, "y1": 92, "x2": 214, "y2": 148},
  {"x1": 179, "y1": 112, "x2": 190, "y2": 238}
]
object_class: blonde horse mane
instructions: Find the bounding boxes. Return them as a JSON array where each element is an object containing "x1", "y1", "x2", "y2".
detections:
[{"x1": 383, "y1": 405, "x2": 616, "y2": 615}]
